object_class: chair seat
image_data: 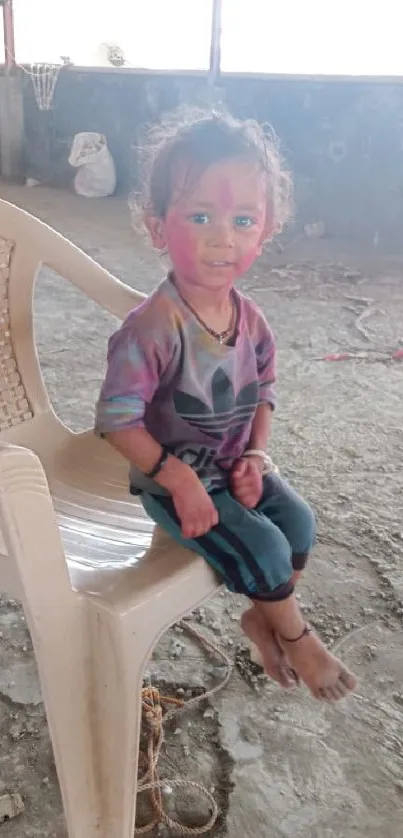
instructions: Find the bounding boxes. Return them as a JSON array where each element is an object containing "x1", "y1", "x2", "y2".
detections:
[
  {"x1": 55, "y1": 492, "x2": 154, "y2": 597},
  {"x1": 42, "y1": 430, "x2": 217, "y2": 607},
  {"x1": 0, "y1": 427, "x2": 217, "y2": 610}
]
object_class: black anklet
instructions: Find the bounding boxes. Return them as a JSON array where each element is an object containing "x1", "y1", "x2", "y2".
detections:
[{"x1": 280, "y1": 624, "x2": 311, "y2": 643}]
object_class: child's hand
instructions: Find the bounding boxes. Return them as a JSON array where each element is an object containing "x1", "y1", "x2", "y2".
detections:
[
  {"x1": 172, "y1": 472, "x2": 219, "y2": 539},
  {"x1": 231, "y1": 457, "x2": 263, "y2": 509}
]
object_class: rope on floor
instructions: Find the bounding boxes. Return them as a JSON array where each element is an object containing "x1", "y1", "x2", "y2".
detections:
[{"x1": 134, "y1": 620, "x2": 232, "y2": 836}]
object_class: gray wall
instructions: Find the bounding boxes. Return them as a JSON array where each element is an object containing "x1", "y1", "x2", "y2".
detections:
[{"x1": 21, "y1": 68, "x2": 403, "y2": 243}]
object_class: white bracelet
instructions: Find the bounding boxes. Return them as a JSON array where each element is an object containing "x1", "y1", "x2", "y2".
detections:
[{"x1": 242, "y1": 449, "x2": 279, "y2": 476}]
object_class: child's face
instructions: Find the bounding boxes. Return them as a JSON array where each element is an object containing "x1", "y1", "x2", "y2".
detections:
[{"x1": 149, "y1": 159, "x2": 272, "y2": 291}]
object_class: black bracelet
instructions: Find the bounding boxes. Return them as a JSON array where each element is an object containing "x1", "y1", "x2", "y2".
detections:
[{"x1": 145, "y1": 447, "x2": 169, "y2": 480}]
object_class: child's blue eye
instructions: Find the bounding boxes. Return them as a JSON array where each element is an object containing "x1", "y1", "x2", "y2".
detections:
[
  {"x1": 234, "y1": 215, "x2": 255, "y2": 228},
  {"x1": 189, "y1": 213, "x2": 210, "y2": 225}
]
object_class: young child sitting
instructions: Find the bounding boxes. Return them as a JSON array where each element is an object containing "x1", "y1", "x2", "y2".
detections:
[{"x1": 95, "y1": 107, "x2": 357, "y2": 701}]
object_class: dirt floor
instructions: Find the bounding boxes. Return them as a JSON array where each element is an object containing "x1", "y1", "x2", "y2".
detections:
[{"x1": 0, "y1": 183, "x2": 402, "y2": 837}]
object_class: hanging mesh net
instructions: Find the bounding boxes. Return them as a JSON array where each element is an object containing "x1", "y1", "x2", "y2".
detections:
[{"x1": 24, "y1": 63, "x2": 62, "y2": 111}]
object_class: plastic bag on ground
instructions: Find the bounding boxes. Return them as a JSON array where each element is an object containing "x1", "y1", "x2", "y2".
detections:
[{"x1": 68, "y1": 132, "x2": 116, "y2": 198}]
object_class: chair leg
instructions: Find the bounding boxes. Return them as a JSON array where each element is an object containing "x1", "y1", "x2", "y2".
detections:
[
  {"x1": 29, "y1": 598, "x2": 104, "y2": 838},
  {"x1": 0, "y1": 446, "x2": 106, "y2": 837},
  {"x1": 87, "y1": 597, "x2": 156, "y2": 838}
]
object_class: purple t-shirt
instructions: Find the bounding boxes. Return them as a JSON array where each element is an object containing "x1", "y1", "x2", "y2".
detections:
[{"x1": 95, "y1": 276, "x2": 276, "y2": 494}]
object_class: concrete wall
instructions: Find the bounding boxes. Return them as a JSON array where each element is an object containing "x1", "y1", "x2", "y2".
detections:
[{"x1": 20, "y1": 68, "x2": 403, "y2": 242}]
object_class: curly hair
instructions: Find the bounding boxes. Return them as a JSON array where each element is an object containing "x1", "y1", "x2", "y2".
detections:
[{"x1": 132, "y1": 105, "x2": 293, "y2": 236}]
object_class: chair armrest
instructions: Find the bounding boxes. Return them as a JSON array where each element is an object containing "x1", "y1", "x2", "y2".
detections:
[{"x1": 0, "y1": 443, "x2": 74, "y2": 610}]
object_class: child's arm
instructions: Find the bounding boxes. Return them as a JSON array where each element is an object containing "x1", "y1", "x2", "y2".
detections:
[
  {"x1": 245, "y1": 314, "x2": 277, "y2": 468},
  {"x1": 106, "y1": 426, "x2": 218, "y2": 538},
  {"x1": 230, "y1": 405, "x2": 272, "y2": 508},
  {"x1": 247, "y1": 403, "x2": 273, "y2": 452},
  {"x1": 96, "y1": 312, "x2": 218, "y2": 538},
  {"x1": 106, "y1": 426, "x2": 195, "y2": 494},
  {"x1": 231, "y1": 314, "x2": 276, "y2": 508}
]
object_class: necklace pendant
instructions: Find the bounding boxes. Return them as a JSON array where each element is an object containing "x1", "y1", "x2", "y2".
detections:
[{"x1": 218, "y1": 334, "x2": 224, "y2": 344}]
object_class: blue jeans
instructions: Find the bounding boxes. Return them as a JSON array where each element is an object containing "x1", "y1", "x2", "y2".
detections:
[{"x1": 141, "y1": 474, "x2": 316, "y2": 602}]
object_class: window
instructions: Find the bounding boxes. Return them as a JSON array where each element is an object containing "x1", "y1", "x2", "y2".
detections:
[
  {"x1": 13, "y1": 0, "x2": 214, "y2": 70},
  {"x1": 221, "y1": 0, "x2": 402, "y2": 76}
]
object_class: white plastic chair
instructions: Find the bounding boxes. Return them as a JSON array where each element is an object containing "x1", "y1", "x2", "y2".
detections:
[{"x1": 0, "y1": 199, "x2": 220, "y2": 838}]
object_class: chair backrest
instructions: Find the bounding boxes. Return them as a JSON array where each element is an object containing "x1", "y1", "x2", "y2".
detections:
[
  {"x1": 0, "y1": 234, "x2": 33, "y2": 431},
  {"x1": 0, "y1": 199, "x2": 145, "y2": 447}
]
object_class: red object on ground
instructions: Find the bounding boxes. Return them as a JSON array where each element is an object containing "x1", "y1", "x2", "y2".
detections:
[{"x1": 321, "y1": 353, "x2": 352, "y2": 361}]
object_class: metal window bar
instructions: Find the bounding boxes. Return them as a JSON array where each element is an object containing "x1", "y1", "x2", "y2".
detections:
[
  {"x1": 209, "y1": 0, "x2": 222, "y2": 83},
  {"x1": 3, "y1": 0, "x2": 15, "y2": 71}
]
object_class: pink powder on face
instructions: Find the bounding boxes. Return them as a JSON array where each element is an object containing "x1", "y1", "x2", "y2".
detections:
[
  {"x1": 215, "y1": 175, "x2": 269, "y2": 274},
  {"x1": 164, "y1": 163, "x2": 272, "y2": 282},
  {"x1": 235, "y1": 245, "x2": 262, "y2": 276},
  {"x1": 165, "y1": 211, "x2": 197, "y2": 277}
]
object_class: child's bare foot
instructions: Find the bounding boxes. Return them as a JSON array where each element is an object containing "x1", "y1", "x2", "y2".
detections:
[
  {"x1": 241, "y1": 608, "x2": 297, "y2": 688},
  {"x1": 249, "y1": 637, "x2": 300, "y2": 686},
  {"x1": 279, "y1": 627, "x2": 357, "y2": 701}
]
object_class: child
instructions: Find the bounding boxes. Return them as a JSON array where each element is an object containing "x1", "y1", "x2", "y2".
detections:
[{"x1": 95, "y1": 108, "x2": 357, "y2": 701}]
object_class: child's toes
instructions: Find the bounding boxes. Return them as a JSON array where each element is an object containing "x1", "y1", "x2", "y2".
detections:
[
  {"x1": 316, "y1": 671, "x2": 357, "y2": 702},
  {"x1": 323, "y1": 684, "x2": 345, "y2": 701},
  {"x1": 331, "y1": 681, "x2": 349, "y2": 700},
  {"x1": 340, "y1": 668, "x2": 357, "y2": 692}
]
